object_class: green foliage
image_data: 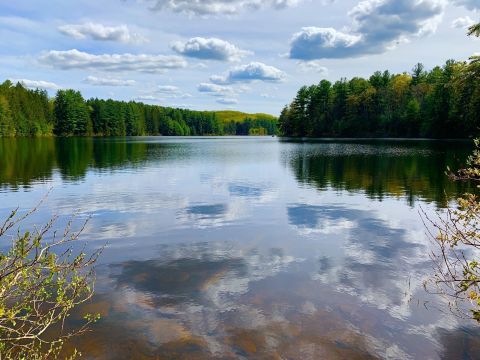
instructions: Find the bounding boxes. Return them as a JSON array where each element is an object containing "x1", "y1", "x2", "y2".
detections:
[
  {"x1": 81, "y1": 100, "x2": 278, "y2": 137},
  {"x1": 54, "y1": 90, "x2": 90, "y2": 136},
  {"x1": 468, "y1": 23, "x2": 480, "y2": 37},
  {"x1": 226, "y1": 116, "x2": 277, "y2": 136},
  {"x1": 425, "y1": 139, "x2": 480, "y2": 322},
  {"x1": 0, "y1": 95, "x2": 15, "y2": 137},
  {"x1": 279, "y1": 58, "x2": 480, "y2": 139},
  {"x1": 0, "y1": 81, "x2": 53, "y2": 137},
  {"x1": 0, "y1": 82, "x2": 277, "y2": 138},
  {"x1": 212, "y1": 110, "x2": 276, "y2": 123},
  {"x1": 248, "y1": 127, "x2": 267, "y2": 136},
  {"x1": 0, "y1": 201, "x2": 101, "y2": 358}
]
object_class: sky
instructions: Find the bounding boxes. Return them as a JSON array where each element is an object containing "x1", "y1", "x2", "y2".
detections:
[{"x1": 0, "y1": 0, "x2": 478, "y2": 115}]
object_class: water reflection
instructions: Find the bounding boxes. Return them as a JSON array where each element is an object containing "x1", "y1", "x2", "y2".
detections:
[
  {"x1": 112, "y1": 256, "x2": 248, "y2": 306},
  {"x1": 228, "y1": 183, "x2": 265, "y2": 198},
  {"x1": 438, "y1": 327, "x2": 480, "y2": 360},
  {"x1": 62, "y1": 233, "x2": 480, "y2": 359},
  {"x1": 288, "y1": 204, "x2": 422, "y2": 319},
  {"x1": 0, "y1": 137, "x2": 472, "y2": 207},
  {"x1": 0, "y1": 137, "x2": 149, "y2": 187},
  {"x1": 178, "y1": 203, "x2": 242, "y2": 229},
  {"x1": 185, "y1": 204, "x2": 228, "y2": 220},
  {"x1": 0, "y1": 138, "x2": 56, "y2": 189},
  {"x1": 1, "y1": 137, "x2": 478, "y2": 359},
  {"x1": 63, "y1": 243, "x2": 389, "y2": 359},
  {"x1": 282, "y1": 139, "x2": 472, "y2": 206},
  {"x1": 57, "y1": 196, "x2": 475, "y2": 358}
]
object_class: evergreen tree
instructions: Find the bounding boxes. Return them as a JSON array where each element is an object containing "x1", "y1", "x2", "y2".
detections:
[
  {"x1": 0, "y1": 80, "x2": 279, "y2": 139},
  {"x1": 279, "y1": 59, "x2": 479, "y2": 139},
  {"x1": 54, "y1": 90, "x2": 89, "y2": 136}
]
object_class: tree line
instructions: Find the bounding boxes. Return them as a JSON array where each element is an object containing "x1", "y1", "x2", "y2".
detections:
[
  {"x1": 283, "y1": 139, "x2": 472, "y2": 208},
  {"x1": 278, "y1": 59, "x2": 480, "y2": 138},
  {"x1": 0, "y1": 80, "x2": 277, "y2": 137}
]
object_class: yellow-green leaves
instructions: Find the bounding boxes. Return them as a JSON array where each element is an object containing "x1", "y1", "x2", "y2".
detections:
[
  {"x1": 0, "y1": 207, "x2": 101, "y2": 359},
  {"x1": 427, "y1": 138, "x2": 480, "y2": 323}
]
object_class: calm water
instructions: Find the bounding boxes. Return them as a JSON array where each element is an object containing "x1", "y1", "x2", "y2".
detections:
[{"x1": 0, "y1": 137, "x2": 479, "y2": 359}]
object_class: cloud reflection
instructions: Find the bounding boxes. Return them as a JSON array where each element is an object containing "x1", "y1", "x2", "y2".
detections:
[
  {"x1": 177, "y1": 202, "x2": 246, "y2": 229},
  {"x1": 288, "y1": 204, "x2": 423, "y2": 320},
  {"x1": 111, "y1": 256, "x2": 247, "y2": 306},
  {"x1": 228, "y1": 184, "x2": 264, "y2": 198}
]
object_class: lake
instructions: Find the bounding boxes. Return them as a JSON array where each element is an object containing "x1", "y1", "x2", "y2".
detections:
[{"x1": 0, "y1": 137, "x2": 478, "y2": 359}]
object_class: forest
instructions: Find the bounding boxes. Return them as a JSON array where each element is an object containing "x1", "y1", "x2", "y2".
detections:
[
  {"x1": 0, "y1": 80, "x2": 277, "y2": 137},
  {"x1": 279, "y1": 59, "x2": 480, "y2": 138}
]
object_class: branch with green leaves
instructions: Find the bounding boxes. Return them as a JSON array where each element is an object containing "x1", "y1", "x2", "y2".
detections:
[
  {"x1": 468, "y1": 23, "x2": 480, "y2": 37},
  {"x1": 423, "y1": 139, "x2": 480, "y2": 322},
  {"x1": 0, "y1": 198, "x2": 102, "y2": 359}
]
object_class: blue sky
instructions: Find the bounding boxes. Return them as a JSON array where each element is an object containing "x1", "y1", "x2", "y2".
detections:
[{"x1": 0, "y1": 0, "x2": 478, "y2": 115}]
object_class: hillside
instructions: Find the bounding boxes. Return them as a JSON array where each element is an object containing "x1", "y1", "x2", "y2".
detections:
[{"x1": 212, "y1": 111, "x2": 277, "y2": 123}]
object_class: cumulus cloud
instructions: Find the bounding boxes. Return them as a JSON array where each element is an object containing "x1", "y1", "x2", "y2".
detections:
[
  {"x1": 289, "y1": 0, "x2": 445, "y2": 60},
  {"x1": 451, "y1": 0, "x2": 480, "y2": 10},
  {"x1": 210, "y1": 62, "x2": 286, "y2": 84},
  {"x1": 197, "y1": 82, "x2": 236, "y2": 96},
  {"x1": 59, "y1": 23, "x2": 147, "y2": 43},
  {"x1": 172, "y1": 37, "x2": 251, "y2": 61},
  {"x1": 10, "y1": 79, "x2": 60, "y2": 90},
  {"x1": 290, "y1": 27, "x2": 362, "y2": 59},
  {"x1": 148, "y1": 0, "x2": 302, "y2": 15},
  {"x1": 451, "y1": 16, "x2": 476, "y2": 29},
  {"x1": 39, "y1": 49, "x2": 187, "y2": 73},
  {"x1": 84, "y1": 75, "x2": 136, "y2": 86}
]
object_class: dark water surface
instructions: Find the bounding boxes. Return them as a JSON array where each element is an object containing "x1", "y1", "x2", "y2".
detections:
[{"x1": 1, "y1": 137, "x2": 479, "y2": 359}]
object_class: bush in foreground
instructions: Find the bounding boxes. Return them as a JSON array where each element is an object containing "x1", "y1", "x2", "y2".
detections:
[
  {"x1": 425, "y1": 139, "x2": 480, "y2": 322},
  {"x1": 0, "y1": 200, "x2": 100, "y2": 359}
]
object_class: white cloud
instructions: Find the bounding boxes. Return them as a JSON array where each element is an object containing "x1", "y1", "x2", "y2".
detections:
[
  {"x1": 136, "y1": 86, "x2": 191, "y2": 102},
  {"x1": 148, "y1": 0, "x2": 302, "y2": 15},
  {"x1": 39, "y1": 49, "x2": 187, "y2": 73},
  {"x1": 197, "y1": 82, "x2": 236, "y2": 96},
  {"x1": 451, "y1": 16, "x2": 476, "y2": 29},
  {"x1": 451, "y1": 0, "x2": 480, "y2": 10},
  {"x1": 297, "y1": 60, "x2": 329, "y2": 75},
  {"x1": 135, "y1": 95, "x2": 163, "y2": 102},
  {"x1": 289, "y1": 0, "x2": 445, "y2": 60},
  {"x1": 157, "y1": 85, "x2": 181, "y2": 93},
  {"x1": 10, "y1": 78, "x2": 60, "y2": 90},
  {"x1": 217, "y1": 98, "x2": 239, "y2": 105},
  {"x1": 290, "y1": 27, "x2": 362, "y2": 59},
  {"x1": 172, "y1": 37, "x2": 251, "y2": 61},
  {"x1": 59, "y1": 22, "x2": 147, "y2": 44},
  {"x1": 155, "y1": 85, "x2": 192, "y2": 98},
  {"x1": 209, "y1": 75, "x2": 228, "y2": 84},
  {"x1": 84, "y1": 75, "x2": 136, "y2": 86},
  {"x1": 211, "y1": 62, "x2": 286, "y2": 84}
]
